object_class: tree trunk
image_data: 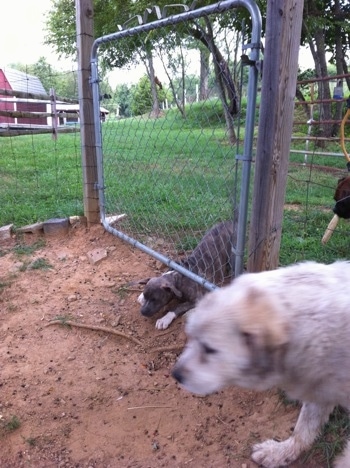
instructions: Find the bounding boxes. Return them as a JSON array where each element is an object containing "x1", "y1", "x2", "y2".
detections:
[
  {"x1": 189, "y1": 20, "x2": 238, "y2": 144},
  {"x1": 157, "y1": 44, "x2": 186, "y2": 118},
  {"x1": 199, "y1": 47, "x2": 210, "y2": 101},
  {"x1": 304, "y1": 2, "x2": 332, "y2": 145},
  {"x1": 296, "y1": 87, "x2": 311, "y2": 119},
  {"x1": 332, "y1": 0, "x2": 345, "y2": 136},
  {"x1": 146, "y1": 49, "x2": 161, "y2": 118}
]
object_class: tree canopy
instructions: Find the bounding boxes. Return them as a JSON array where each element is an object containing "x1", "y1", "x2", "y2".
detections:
[{"x1": 44, "y1": 0, "x2": 350, "y2": 139}]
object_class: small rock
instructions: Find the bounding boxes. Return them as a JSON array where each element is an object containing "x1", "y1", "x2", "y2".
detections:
[
  {"x1": 0, "y1": 224, "x2": 13, "y2": 241},
  {"x1": 67, "y1": 294, "x2": 78, "y2": 302},
  {"x1": 9, "y1": 262, "x2": 24, "y2": 273},
  {"x1": 43, "y1": 218, "x2": 69, "y2": 237},
  {"x1": 86, "y1": 248, "x2": 108, "y2": 265},
  {"x1": 16, "y1": 222, "x2": 44, "y2": 234}
]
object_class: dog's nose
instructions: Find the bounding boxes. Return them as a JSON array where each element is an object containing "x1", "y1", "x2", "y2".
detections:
[{"x1": 171, "y1": 367, "x2": 184, "y2": 384}]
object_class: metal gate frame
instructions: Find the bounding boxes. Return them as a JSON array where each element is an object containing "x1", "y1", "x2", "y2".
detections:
[{"x1": 90, "y1": 0, "x2": 261, "y2": 290}]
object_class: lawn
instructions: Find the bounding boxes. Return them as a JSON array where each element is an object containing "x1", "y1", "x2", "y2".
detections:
[{"x1": 1, "y1": 99, "x2": 349, "y2": 266}]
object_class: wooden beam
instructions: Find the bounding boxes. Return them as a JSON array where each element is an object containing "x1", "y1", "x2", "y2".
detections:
[
  {"x1": 76, "y1": 0, "x2": 100, "y2": 225},
  {"x1": 0, "y1": 110, "x2": 80, "y2": 119},
  {"x1": 247, "y1": 0, "x2": 304, "y2": 272},
  {"x1": 0, "y1": 87, "x2": 78, "y2": 104},
  {"x1": 0, "y1": 127, "x2": 79, "y2": 137}
]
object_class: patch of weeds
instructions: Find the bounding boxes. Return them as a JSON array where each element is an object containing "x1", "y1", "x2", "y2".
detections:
[
  {"x1": 0, "y1": 249, "x2": 8, "y2": 258},
  {"x1": 19, "y1": 261, "x2": 29, "y2": 272},
  {"x1": 7, "y1": 303, "x2": 18, "y2": 313},
  {"x1": 176, "y1": 235, "x2": 199, "y2": 252},
  {"x1": 303, "y1": 406, "x2": 350, "y2": 466},
  {"x1": 28, "y1": 258, "x2": 53, "y2": 270},
  {"x1": 2, "y1": 415, "x2": 21, "y2": 432},
  {"x1": 22, "y1": 436, "x2": 37, "y2": 447},
  {"x1": 112, "y1": 284, "x2": 129, "y2": 299},
  {"x1": 13, "y1": 239, "x2": 46, "y2": 257},
  {"x1": 278, "y1": 387, "x2": 349, "y2": 466},
  {"x1": 0, "y1": 281, "x2": 9, "y2": 294}
]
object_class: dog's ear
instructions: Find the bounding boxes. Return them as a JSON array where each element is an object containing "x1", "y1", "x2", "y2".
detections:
[
  {"x1": 163, "y1": 283, "x2": 183, "y2": 299},
  {"x1": 238, "y1": 287, "x2": 289, "y2": 374}
]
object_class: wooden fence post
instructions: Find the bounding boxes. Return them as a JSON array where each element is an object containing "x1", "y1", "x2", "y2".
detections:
[
  {"x1": 247, "y1": 0, "x2": 304, "y2": 272},
  {"x1": 76, "y1": 0, "x2": 100, "y2": 225}
]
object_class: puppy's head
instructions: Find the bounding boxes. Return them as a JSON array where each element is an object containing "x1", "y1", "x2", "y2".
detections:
[
  {"x1": 172, "y1": 278, "x2": 289, "y2": 395},
  {"x1": 139, "y1": 274, "x2": 183, "y2": 317}
]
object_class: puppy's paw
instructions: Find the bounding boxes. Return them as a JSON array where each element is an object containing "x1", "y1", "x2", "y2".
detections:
[
  {"x1": 252, "y1": 438, "x2": 299, "y2": 468},
  {"x1": 156, "y1": 311, "x2": 176, "y2": 330}
]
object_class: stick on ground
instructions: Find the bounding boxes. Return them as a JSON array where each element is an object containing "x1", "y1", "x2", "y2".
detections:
[{"x1": 45, "y1": 320, "x2": 142, "y2": 346}]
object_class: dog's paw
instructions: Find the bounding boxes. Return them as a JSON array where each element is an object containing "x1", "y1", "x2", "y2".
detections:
[
  {"x1": 252, "y1": 439, "x2": 299, "y2": 468},
  {"x1": 156, "y1": 311, "x2": 176, "y2": 330}
]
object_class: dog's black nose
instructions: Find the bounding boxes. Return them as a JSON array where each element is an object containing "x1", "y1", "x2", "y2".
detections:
[{"x1": 171, "y1": 367, "x2": 184, "y2": 384}]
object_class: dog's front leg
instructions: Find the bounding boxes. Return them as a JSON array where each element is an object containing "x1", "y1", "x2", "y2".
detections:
[
  {"x1": 155, "y1": 302, "x2": 194, "y2": 330},
  {"x1": 251, "y1": 402, "x2": 334, "y2": 468}
]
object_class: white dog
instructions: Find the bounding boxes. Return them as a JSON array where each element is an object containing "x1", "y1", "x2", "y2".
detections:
[{"x1": 172, "y1": 261, "x2": 350, "y2": 467}]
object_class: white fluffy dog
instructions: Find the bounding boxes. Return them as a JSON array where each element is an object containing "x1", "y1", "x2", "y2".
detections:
[{"x1": 172, "y1": 261, "x2": 350, "y2": 467}]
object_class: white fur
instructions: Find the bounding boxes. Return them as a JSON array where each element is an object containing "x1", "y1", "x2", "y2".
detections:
[
  {"x1": 137, "y1": 293, "x2": 145, "y2": 305},
  {"x1": 156, "y1": 311, "x2": 176, "y2": 330},
  {"x1": 173, "y1": 261, "x2": 350, "y2": 467}
]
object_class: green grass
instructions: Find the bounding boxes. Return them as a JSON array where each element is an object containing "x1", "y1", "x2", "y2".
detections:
[
  {"x1": 1, "y1": 100, "x2": 348, "y2": 266},
  {"x1": 0, "y1": 131, "x2": 83, "y2": 227},
  {"x1": 1, "y1": 415, "x2": 21, "y2": 432},
  {"x1": 303, "y1": 406, "x2": 350, "y2": 466},
  {"x1": 101, "y1": 109, "x2": 239, "y2": 237},
  {"x1": 13, "y1": 239, "x2": 46, "y2": 256},
  {"x1": 28, "y1": 258, "x2": 53, "y2": 270},
  {"x1": 0, "y1": 281, "x2": 9, "y2": 294}
]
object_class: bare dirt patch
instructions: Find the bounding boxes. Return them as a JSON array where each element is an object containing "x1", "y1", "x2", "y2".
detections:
[{"x1": 0, "y1": 225, "x2": 331, "y2": 467}]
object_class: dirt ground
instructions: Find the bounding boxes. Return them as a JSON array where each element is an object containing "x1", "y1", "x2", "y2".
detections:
[{"x1": 0, "y1": 224, "x2": 332, "y2": 467}]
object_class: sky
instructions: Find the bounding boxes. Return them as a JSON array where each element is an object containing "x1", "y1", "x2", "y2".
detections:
[
  {"x1": 0, "y1": 0, "x2": 72, "y2": 69},
  {"x1": 0, "y1": 0, "x2": 147, "y2": 85},
  {"x1": 1, "y1": 0, "x2": 313, "y2": 87}
]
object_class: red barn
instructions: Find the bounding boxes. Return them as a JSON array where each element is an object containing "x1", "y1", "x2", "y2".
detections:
[{"x1": 0, "y1": 68, "x2": 47, "y2": 125}]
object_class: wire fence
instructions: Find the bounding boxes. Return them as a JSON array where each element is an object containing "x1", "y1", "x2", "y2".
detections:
[
  {"x1": 0, "y1": 67, "x2": 83, "y2": 228},
  {"x1": 1, "y1": 12, "x2": 350, "y2": 271},
  {"x1": 91, "y1": 0, "x2": 261, "y2": 285}
]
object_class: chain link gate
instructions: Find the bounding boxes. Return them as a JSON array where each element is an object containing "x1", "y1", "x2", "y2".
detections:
[{"x1": 91, "y1": 0, "x2": 261, "y2": 291}]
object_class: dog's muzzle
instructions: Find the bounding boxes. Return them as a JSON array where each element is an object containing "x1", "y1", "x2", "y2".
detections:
[
  {"x1": 137, "y1": 293, "x2": 145, "y2": 306},
  {"x1": 171, "y1": 367, "x2": 185, "y2": 384}
]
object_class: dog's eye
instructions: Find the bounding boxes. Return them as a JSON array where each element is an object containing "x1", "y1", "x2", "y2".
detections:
[{"x1": 202, "y1": 343, "x2": 217, "y2": 355}]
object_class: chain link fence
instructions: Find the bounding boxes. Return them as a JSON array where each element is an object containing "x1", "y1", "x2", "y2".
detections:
[{"x1": 91, "y1": 0, "x2": 261, "y2": 288}]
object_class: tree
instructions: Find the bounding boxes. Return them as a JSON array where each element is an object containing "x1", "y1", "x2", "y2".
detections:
[
  {"x1": 217, "y1": 0, "x2": 350, "y2": 139},
  {"x1": 46, "y1": 0, "x2": 350, "y2": 142},
  {"x1": 45, "y1": 1, "x2": 244, "y2": 142},
  {"x1": 9, "y1": 57, "x2": 77, "y2": 98},
  {"x1": 9, "y1": 57, "x2": 112, "y2": 102},
  {"x1": 130, "y1": 75, "x2": 167, "y2": 116},
  {"x1": 156, "y1": 35, "x2": 193, "y2": 118},
  {"x1": 115, "y1": 84, "x2": 132, "y2": 118}
]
